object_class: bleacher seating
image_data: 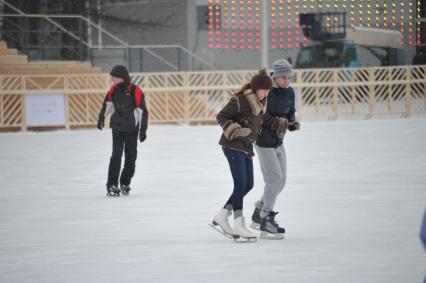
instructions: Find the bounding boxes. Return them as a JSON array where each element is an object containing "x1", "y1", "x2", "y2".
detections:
[{"x1": 0, "y1": 42, "x2": 102, "y2": 75}]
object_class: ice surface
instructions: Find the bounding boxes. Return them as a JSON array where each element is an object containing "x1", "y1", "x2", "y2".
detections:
[{"x1": 0, "y1": 118, "x2": 425, "y2": 283}]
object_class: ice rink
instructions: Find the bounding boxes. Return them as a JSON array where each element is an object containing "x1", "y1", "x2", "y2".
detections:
[{"x1": 0, "y1": 118, "x2": 425, "y2": 283}]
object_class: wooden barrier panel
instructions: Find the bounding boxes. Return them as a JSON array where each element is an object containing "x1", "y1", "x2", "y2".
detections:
[
  {"x1": 0, "y1": 94, "x2": 23, "y2": 128},
  {"x1": 0, "y1": 65, "x2": 425, "y2": 130}
]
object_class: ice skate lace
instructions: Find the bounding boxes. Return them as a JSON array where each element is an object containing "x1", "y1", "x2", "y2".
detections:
[{"x1": 269, "y1": 211, "x2": 280, "y2": 228}]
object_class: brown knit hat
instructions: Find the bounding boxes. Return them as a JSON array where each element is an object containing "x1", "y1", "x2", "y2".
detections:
[{"x1": 250, "y1": 68, "x2": 272, "y2": 92}]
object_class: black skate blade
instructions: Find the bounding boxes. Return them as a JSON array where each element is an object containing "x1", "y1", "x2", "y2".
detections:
[
  {"x1": 260, "y1": 231, "x2": 285, "y2": 240},
  {"x1": 208, "y1": 223, "x2": 233, "y2": 239}
]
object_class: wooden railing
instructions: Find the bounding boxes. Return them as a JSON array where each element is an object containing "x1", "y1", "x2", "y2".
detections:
[{"x1": 0, "y1": 65, "x2": 425, "y2": 130}]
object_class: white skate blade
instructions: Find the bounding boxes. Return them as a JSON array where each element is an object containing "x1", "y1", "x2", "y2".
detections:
[
  {"x1": 233, "y1": 234, "x2": 258, "y2": 243},
  {"x1": 260, "y1": 231, "x2": 285, "y2": 240},
  {"x1": 208, "y1": 223, "x2": 233, "y2": 239},
  {"x1": 250, "y1": 222, "x2": 261, "y2": 230}
]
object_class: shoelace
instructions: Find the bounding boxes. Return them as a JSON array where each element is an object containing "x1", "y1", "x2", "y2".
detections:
[{"x1": 269, "y1": 211, "x2": 280, "y2": 228}]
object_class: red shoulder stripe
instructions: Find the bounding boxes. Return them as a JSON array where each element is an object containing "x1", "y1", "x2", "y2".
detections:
[{"x1": 134, "y1": 85, "x2": 143, "y2": 107}]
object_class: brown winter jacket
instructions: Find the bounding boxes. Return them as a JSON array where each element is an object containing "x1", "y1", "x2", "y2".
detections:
[{"x1": 217, "y1": 85, "x2": 266, "y2": 158}]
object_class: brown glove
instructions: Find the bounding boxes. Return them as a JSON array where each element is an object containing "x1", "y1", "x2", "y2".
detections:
[
  {"x1": 272, "y1": 117, "x2": 288, "y2": 138},
  {"x1": 224, "y1": 122, "x2": 252, "y2": 140},
  {"x1": 233, "y1": 127, "x2": 252, "y2": 140}
]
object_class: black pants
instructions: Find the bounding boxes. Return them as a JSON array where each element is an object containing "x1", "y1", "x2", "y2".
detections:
[{"x1": 107, "y1": 129, "x2": 138, "y2": 187}]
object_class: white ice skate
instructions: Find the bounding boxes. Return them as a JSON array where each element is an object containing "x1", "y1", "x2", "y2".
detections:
[
  {"x1": 233, "y1": 217, "x2": 257, "y2": 242},
  {"x1": 209, "y1": 209, "x2": 234, "y2": 238}
]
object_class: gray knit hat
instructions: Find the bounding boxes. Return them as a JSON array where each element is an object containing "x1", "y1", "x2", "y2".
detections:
[{"x1": 272, "y1": 59, "x2": 293, "y2": 78}]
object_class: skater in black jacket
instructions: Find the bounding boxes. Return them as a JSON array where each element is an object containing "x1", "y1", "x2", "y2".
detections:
[
  {"x1": 97, "y1": 65, "x2": 149, "y2": 196},
  {"x1": 250, "y1": 59, "x2": 300, "y2": 239}
]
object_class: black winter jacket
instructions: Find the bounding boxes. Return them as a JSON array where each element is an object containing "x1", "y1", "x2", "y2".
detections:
[
  {"x1": 99, "y1": 82, "x2": 149, "y2": 133},
  {"x1": 256, "y1": 86, "x2": 296, "y2": 148}
]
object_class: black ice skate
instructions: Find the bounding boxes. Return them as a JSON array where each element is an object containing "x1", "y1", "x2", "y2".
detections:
[
  {"x1": 120, "y1": 185, "x2": 131, "y2": 195},
  {"x1": 107, "y1": 185, "x2": 120, "y2": 197},
  {"x1": 260, "y1": 211, "x2": 285, "y2": 240},
  {"x1": 250, "y1": 207, "x2": 262, "y2": 230}
]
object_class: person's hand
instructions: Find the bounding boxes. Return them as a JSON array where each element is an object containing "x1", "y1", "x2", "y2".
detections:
[
  {"x1": 231, "y1": 127, "x2": 252, "y2": 140},
  {"x1": 139, "y1": 130, "x2": 147, "y2": 143},
  {"x1": 288, "y1": 121, "x2": 301, "y2": 131},
  {"x1": 224, "y1": 122, "x2": 252, "y2": 140},
  {"x1": 274, "y1": 117, "x2": 288, "y2": 138},
  {"x1": 97, "y1": 114, "x2": 104, "y2": 130}
]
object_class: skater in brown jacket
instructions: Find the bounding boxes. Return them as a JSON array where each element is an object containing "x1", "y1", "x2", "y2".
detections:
[{"x1": 211, "y1": 69, "x2": 272, "y2": 241}]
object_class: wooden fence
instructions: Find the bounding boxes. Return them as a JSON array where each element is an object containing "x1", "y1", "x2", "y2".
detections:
[{"x1": 0, "y1": 65, "x2": 425, "y2": 130}]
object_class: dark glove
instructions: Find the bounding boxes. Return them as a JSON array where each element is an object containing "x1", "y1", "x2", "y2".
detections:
[
  {"x1": 97, "y1": 114, "x2": 104, "y2": 130},
  {"x1": 139, "y1": 130, "x2": 147, "y2": 143},
  {"x1": 238, "y1": 119, "x2": 249, "y2": 127},
  {"x1": 288, "y1": 121, "x2": 301, "y2": 131}
]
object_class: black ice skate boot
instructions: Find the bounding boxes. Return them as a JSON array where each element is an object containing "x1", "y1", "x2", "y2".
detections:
[
  {"x1": 107, "y1": 185, "x2": 120, "y2": 197},
  {"x1": 260, "y1": 211, "x2": 285, "y2": 240},
  {"x1": 120, "y1": 184, "x2": 131, "y2": 195},
  {"x1": 250, "y1": 207, "x2": 262, "y2": 230}
]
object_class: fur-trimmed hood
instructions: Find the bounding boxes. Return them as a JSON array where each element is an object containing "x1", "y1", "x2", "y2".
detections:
[{"x1": 242, "y1": 88, "x2": 267, "y2": 116}]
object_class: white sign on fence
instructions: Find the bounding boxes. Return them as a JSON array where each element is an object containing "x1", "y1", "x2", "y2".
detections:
[{"x1": 25, "y1": 93, "x2": 65, "y2": 126}]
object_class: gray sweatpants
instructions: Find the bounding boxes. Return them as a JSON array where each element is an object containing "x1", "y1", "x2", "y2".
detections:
[{"x1": 254, "y1": 144, "x2": 287, "y2": 218}]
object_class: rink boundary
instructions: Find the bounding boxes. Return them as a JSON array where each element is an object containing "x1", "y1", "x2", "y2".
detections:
[{"x1": 0, "y1": 65, "x2": 425, "y2": 130}]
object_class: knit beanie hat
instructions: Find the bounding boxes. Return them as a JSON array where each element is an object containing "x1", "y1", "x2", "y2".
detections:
[
  {"x1": 272, "y1": 59, "x2": 293, "y2": 78},
  {"x1": 110, "y1": 65, "x2": 131, "y2": 84},
  {"x1": 250, "y1": 68, "x2": 273, "y2": 92}
]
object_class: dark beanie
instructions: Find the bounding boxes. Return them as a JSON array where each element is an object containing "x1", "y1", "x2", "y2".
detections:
[
  {"x1": 110, "y1": 65, "x2": 131, "y2": 84},
  {"x1": 250, "y1": 68, "x2": 272, "y2": 92}
]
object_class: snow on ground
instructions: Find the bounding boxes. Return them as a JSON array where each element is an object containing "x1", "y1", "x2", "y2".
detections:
[{"x1": 0, "y1": 118, "x2": 425, "y2": 283}]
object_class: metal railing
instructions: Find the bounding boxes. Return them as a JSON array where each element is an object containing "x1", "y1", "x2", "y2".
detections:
[{"x1": 0, "y1": 0, "x2": 215, "y2": 71}]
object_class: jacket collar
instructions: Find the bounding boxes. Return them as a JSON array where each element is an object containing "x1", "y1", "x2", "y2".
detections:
[{"x1": 243, "y1": 88, "x2": 266, "y2": 115}]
